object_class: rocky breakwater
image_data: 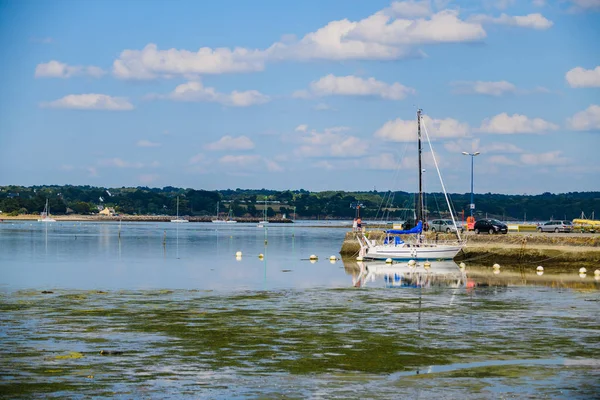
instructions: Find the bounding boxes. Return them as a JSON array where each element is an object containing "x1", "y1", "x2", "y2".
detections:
[{"x1": 340, "y1": 231, "x2": 600, "y2": 267}]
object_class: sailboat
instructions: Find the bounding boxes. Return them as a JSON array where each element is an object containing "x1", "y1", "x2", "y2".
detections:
[
  {"x1": 170, "y1": 196, "x2": 189, "y2": 223},
  {"x1": 257, "y1": 198, "x2": 269, "y2": 227},
  {"x1": 212, "y1": 201, "x2": 237, "y2": 224},
  {"x1": 38, "y1": 199, "x2": 56, "y2": 222},
  {"x1": 357, "y1": 109, "x2": 464, "y2": 260}
]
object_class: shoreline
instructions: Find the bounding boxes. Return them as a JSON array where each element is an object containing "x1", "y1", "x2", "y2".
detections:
[{"x1": 0, "y1": 214, "x2": 294, "y2": 223}]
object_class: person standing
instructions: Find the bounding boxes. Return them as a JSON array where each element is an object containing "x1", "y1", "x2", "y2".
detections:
[{"x1": 352, "y1": 218, "x2": 358, "y2": 232}]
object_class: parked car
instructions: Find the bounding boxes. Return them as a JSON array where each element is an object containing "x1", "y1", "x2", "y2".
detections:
[
  {"x1": 473, "y1": 219, "x2": 508, "y2": 234},
  {"x1": 429, "y1": 219, "x2": 463, "y2": 233},
  {"x1": 537, "y1": 220, "x2": 573, "y2": 233}
]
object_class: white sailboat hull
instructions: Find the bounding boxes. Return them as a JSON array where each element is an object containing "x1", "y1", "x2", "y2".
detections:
[
  {"x1": 38, "y1": 218, "x2": 56, "y2": 222},
  {"x1": 170, "y1": 219, "x2": 189, "y2": 223},
  {"x1": 364, "y1": 243, "x2": 462, "y2": 261}
]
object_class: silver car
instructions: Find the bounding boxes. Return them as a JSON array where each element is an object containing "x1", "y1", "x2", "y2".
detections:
[
  {"x1": 429, "y1": 219, "x2": 463, "y2": 233},
  {"x1": 537, "y1": 220, "x2": 573, "y2": 233}
]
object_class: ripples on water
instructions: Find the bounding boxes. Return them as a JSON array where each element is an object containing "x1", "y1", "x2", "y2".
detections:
[{"x1": 0, "y1": 222, "x2": 599, "y2": 398}]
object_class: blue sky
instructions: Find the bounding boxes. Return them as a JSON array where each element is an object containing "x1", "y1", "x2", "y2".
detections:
[{"x1": 0, "y1": 0, "x2": 599, "y2": 194}]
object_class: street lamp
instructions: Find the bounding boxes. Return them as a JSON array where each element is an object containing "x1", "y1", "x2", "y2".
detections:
[{"x1": 462, "y1": 151, "x2": 480, "y2": 218}]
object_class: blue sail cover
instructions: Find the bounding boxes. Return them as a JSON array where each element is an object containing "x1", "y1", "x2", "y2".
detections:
[{"x1": 385, "y1": 221, "x2": 423, "y2": 235}]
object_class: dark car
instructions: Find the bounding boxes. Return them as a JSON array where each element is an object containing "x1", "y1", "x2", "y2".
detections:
[{"x1": 473, "y1": 219, "x2": 508, "y2": 234}]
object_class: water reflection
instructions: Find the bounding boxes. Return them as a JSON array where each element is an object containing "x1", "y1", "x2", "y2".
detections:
[{"x1": 345, "y1": 260, "x2": 466, "y2": 289}]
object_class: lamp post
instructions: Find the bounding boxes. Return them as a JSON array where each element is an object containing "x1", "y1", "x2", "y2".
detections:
[{"x1": 462, "y1": 151, "x2": 480, "y2": 218}]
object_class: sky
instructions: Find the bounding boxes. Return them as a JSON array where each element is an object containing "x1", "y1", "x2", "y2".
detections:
[{"x1": 0, "y1": 0, "x2": 599, "y2": 195}]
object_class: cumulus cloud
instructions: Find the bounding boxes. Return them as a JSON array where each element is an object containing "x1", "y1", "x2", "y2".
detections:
[
  {"x1": 218, "y1": 154, "x2": 262, "y2": 167},
  {"x1": 295, "y1": 124, "x2": 308, "y2": 132},
  {"x1": 478, "y1": 113, "x2": 559, "y2": 134},
  {"x1": 188, "y1": 153, "x2": 205, "y2": 165},
  {"x1": 136, "y1": 140, "x2": 161, "y2": 147},
  {"x1": 35, "y1": 60, "x2": 106, "y2": 78},
  {"x1": 151, "y1": 81, "x2": 269, "y2": 107},
  {"x1": 520, "y1": 151, "x2": 568, "y2": 165},
  {"x1": 113, "y1": 43, "x2": 266, "y2": 79},
  {"x1": 139, "y1": 174, "x2": 160, "y2": 184},
  {"x1": 296, "y1": 74, "x2": 415, "y2": 100},
  {"x1": 294, "y1": 126, "x2": 368, "y2": 158},
  {"x1": 567, "y1": 0, "x2": 600, "y2": 12},
  {"x1": 41, "y1": 94, "x2": 134, "y2": 110},
  {"x1": 375, "y1": 115, "x2": 470, "y2": 142},
  {"x1": 450, "y1": 80, "x2": 517, "y2": 96},
  {"x1": 566, "y1": 66, "x2": 600, "y2": 88},
  {"x1": 99, "y1": 158, "x2": 153, "y2": 169},
  {"x1": 205, "y1": 135, "x2": 255, "y2": 151},
  {"x1": 112, "y1": 5, "x2": 489, "y2": 79},
  {"x1": 567, "y1": 104, "x2": 600, "y2": 131},
  {"x1": 469, "y1": 13, "x2": 553, "y2": 29},
  {"x1": 386, "y1": 0, "x2": 432, "y2": 18},
  {"x1": 488, "y1": 155, "x2": 519, "y2": 166}
]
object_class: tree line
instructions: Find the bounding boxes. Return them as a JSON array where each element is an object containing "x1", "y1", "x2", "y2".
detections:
[{"x1": 0, "y1": 185, "x2": 598, "y2": 221}]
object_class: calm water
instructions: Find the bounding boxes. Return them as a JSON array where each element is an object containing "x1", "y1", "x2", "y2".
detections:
[{"x1": 1, "y1": 221, "x2": 599, "y2": 399}]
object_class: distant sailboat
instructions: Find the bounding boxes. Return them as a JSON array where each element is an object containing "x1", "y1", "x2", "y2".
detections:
[
  {"x1": 212, "y1": 201, "x2": 237, "y2": 224},
  {"x1": 38, "y1": 199, "x2": 56, "y2": 222},
  {"x1": 257, "y1": 198, "x2": 269, "y2": 227},
  {"x1": 170, "y1": 196, "x2": 189, "y2": 223}
]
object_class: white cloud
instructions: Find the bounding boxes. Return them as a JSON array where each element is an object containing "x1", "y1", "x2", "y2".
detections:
[
  {"x1": 35, "y1": 60, "x2": 106, "y2": 78},
  {"x1": 299, "y1": 74, "x2": 415, "y2": 100},
  {"x1": 139, "y1": 174, "x2": 160, "y2": 184},
  {"x1": 295, "y1": 124, "x2": 308, "y2": 132},
  {"x1": 444, "y1": 139, "x2": 524, "y2": 154},
  {"x1": 153, "y1": 81, "x2": 269, "y2": 107},
  {"x1": 488, "y1": 155, "x2": 519, "y2": 166},
  {"x1": 520, "y1": 151, "x2": 569, "y2": 165},
  {"x1": 568, "y1": 0, "x2": 600, "y2": 12},
  {"x1": 532, "y1": 0, "x2": 546, "y2": 6},
  {"x1": 264, "y1": 159, "x2": 283, "y2": 172},
  {"x1": 565, "y1": 66, "x2": 600, "y2": 88},
  {"x1": 386, "y1": 1, "x2": 432, "y2": 18},
  {"x1": 219, "y1": 154, "x2": 262, "y2": 167},
  {"x1": 314, "y1": 103, "x2": 333, "y2": 111},
  {"x1": 483, "y1": 142, "x2": 524, "y2": 153},
  {"x1": 294, "y1": 126, "x2": 368, "y2": 158},
  {"x1": 112, "y1": 6, "x2": 488, "y2": 79},
  {"x1": 375, "y1": 115, "x2": 470, "y2": 142},
  {"x1": 347, "y1": 10, "x2": 486, "y2": 46},
  {"x1": 205, "y1": 135, "x2": 255, "y2": 151},
  {"x1": 479, "y1": 113, "x2": 559, "y2": 134},
  {"x1": 364, "y1": 153, "x2": 406, "y2": 170},
  {"x1": 188, "y1": 153, "x2": 205, "y2": 165},
  {"x1": 99, "y1": 158, "x2": 145, "y2": 168},
  {"x1": 113, "y1": 43, "x2": 266, "y2": 79},
  {"x1": 451, "y1": 80, "x2": 517, "y2": 96},
  {"x1": 136, "y1": 140, "x2": 161, "y2": 148},
  {"x1": 42, "y1": 94, "x2": 134, "y2": 110},
  {"x1": 469, "y1": 13, "x2": 553, "y2": 29},
  {"x1": 567, "y1": 104, "x2": 600, "y2": 131}
]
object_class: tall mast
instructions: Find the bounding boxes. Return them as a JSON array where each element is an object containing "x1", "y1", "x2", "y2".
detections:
[{"x1": 417, "y1": 109, "x2": 424, "y2": 223}]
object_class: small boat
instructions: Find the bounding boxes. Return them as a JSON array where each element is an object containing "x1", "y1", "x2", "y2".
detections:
[
  {"x1": 257, "y1": 198, "x2": 269, "y2": 227},
  {"x1": 170, "y1": 196, "x2": 189, "y2": 223},
  {"x1": 358, "y1": 109, "x2": 464, "y2": 261},
  {"x1": 212, "y1": 201, "x2": 237, "y2": 224},
  {"x1": 38, "y1": 199, "x2": 56, "y2": 222}
]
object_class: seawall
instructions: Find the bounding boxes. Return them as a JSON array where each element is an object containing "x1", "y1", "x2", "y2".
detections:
[{"x1": 340, "y1": 231, "x2": 600, "y2": 266}]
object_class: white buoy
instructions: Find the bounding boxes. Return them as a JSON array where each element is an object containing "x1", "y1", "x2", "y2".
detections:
[
  {"x1": 235, "y1": 255, "x2": 242, "y2": 262},
  {"x1": 408, "y1": 259, "x2": 416, "y2": 266},
  {"x1": 424, "y1": 261, "x2": 431, "y2": 269},
  {"x1": 536, "y1": 266, "x2": 544, "y2": 271},
  {"x1": 579, "y1": 272, "x2": 587, "y2": 279},
  {"x1": 310, "y1": 259, "x2": 317, "y2": 264},
  {"x1": 385, "y1": 258, "x2": 393, "y2": 264},
  {"x1": 536, "y1": 270, "x2": 544, "y2": 276},
  {"x1": 459, "y1": 262, "x2": 466, "y2": 269},
  {"x1": 493, "y1": 263, "x2": 501, "y2": 269},
  {"x1": 579, "y1": 267, "x2": 587, "y2": 274},
  {"x1": 595, "y1": 269, "x2": 600, "y2": 276},
  {"x1": 235, "y1": 251, "x2": 242, "y2": 257},
  {"x1": 309, "y1": 254, "x2": 318, "y2": 260},
  {"x1": 330, "y1": 259, "x2": 336, "y2": 265},
  {"x1": 356, "y1": 256, "x2": 364, "y2": 261},
  {"x1": 258, "y1": 254, "x2": 264, "y2": 259},
  {"x1": 329, "y1": 255, "x2": 337, "y2": 261}
]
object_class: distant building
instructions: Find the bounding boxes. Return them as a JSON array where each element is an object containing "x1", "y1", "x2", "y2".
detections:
[{"x1": 99, "y1": 207, "x2": 116, "y2": 216}]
